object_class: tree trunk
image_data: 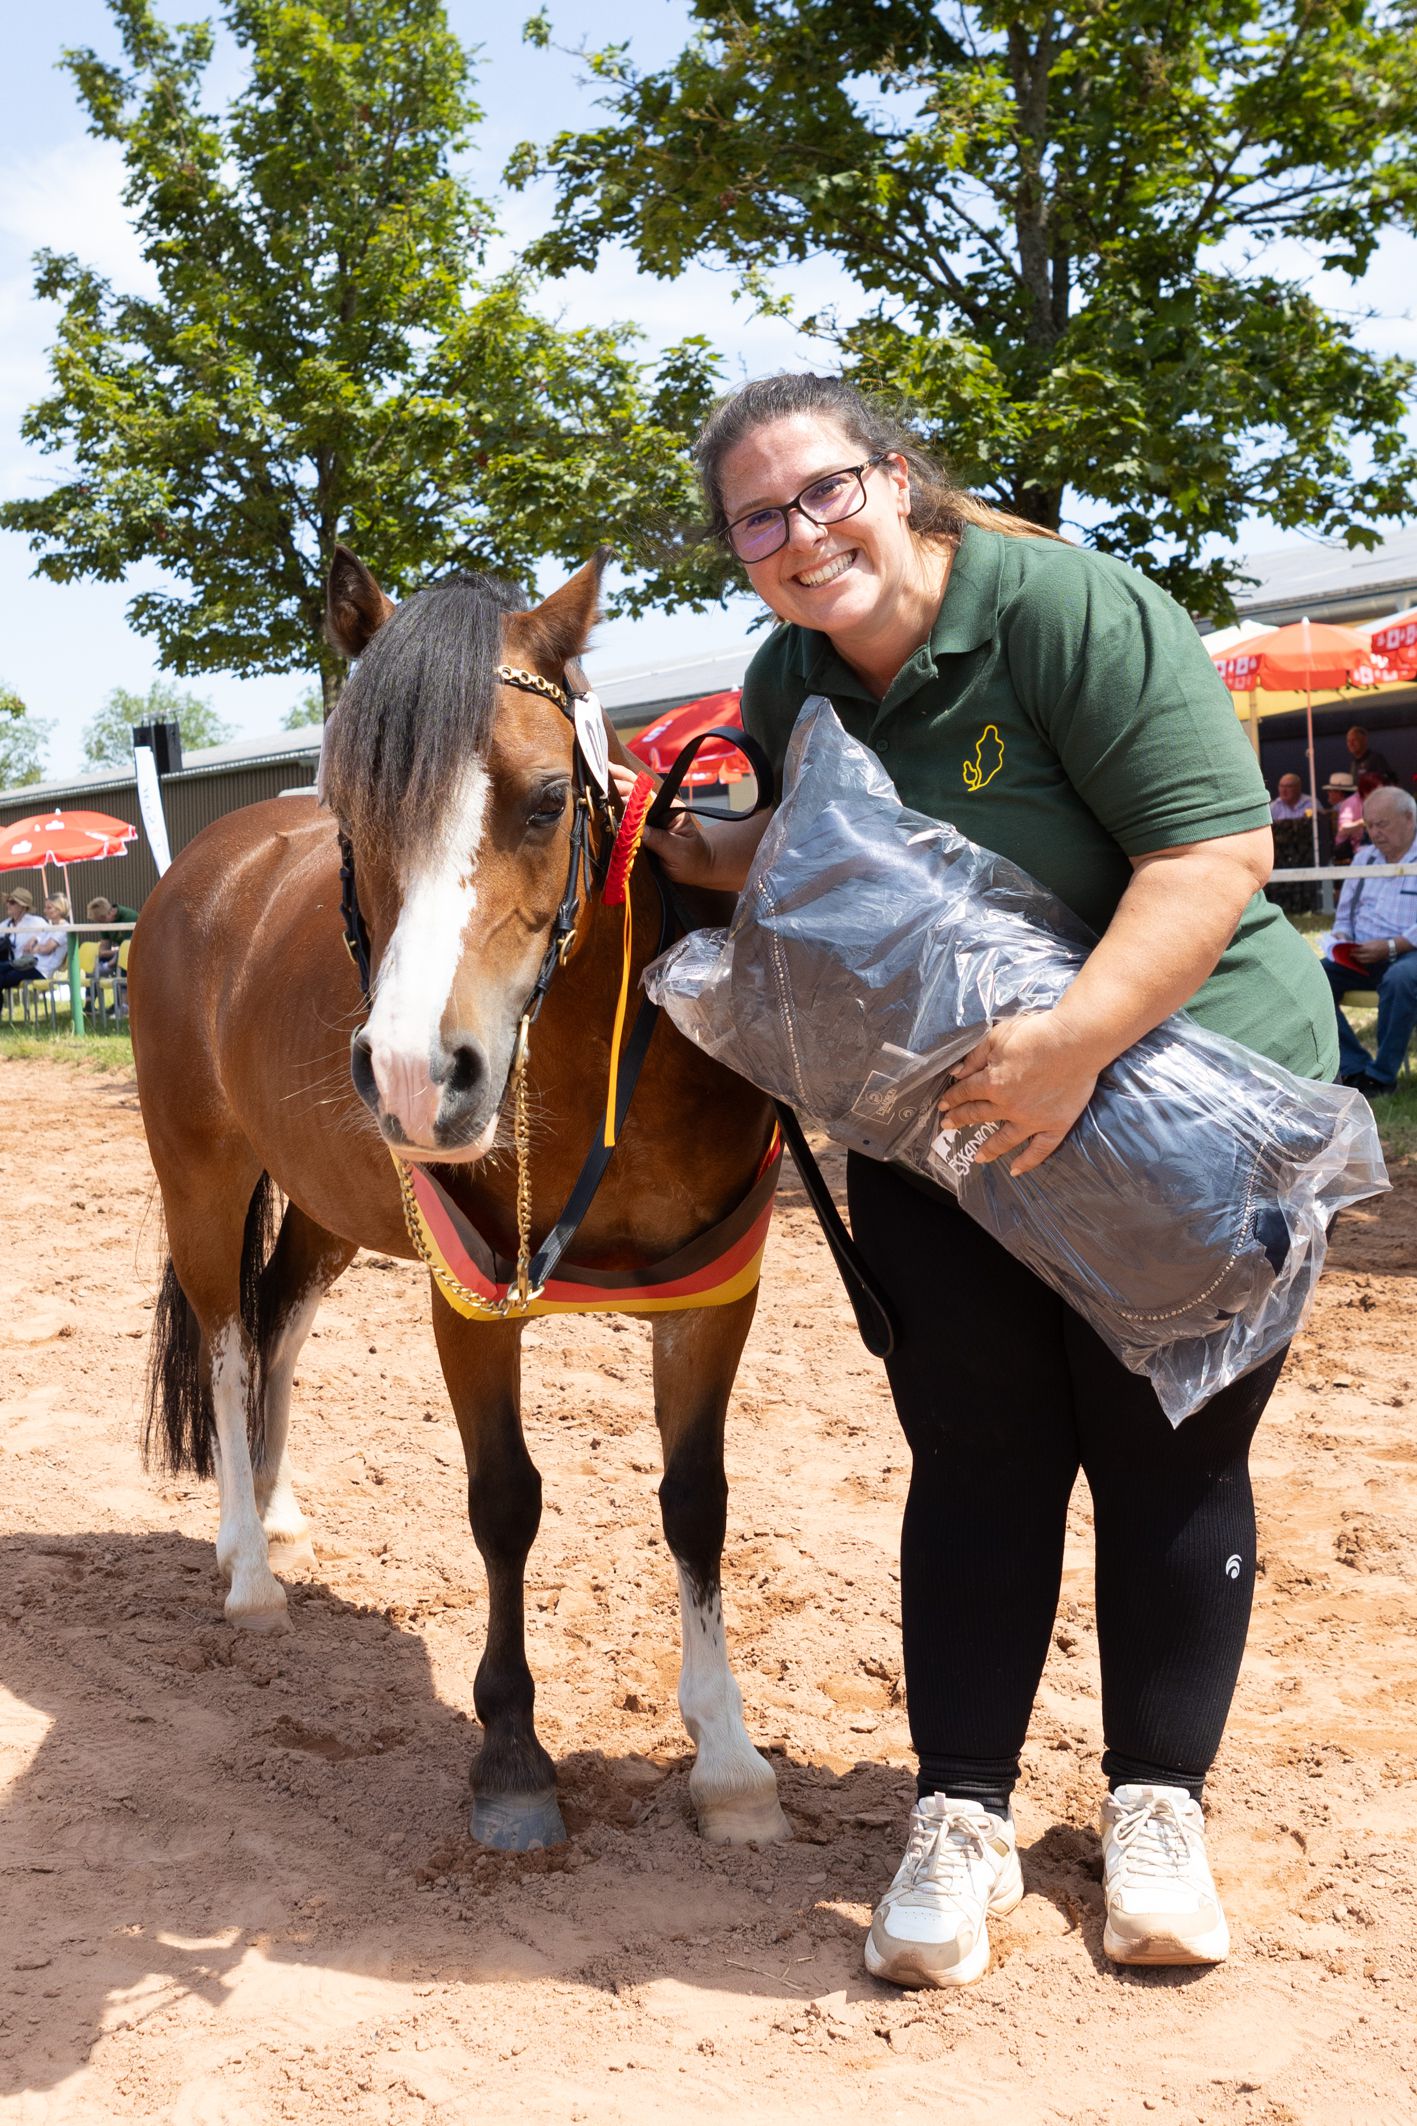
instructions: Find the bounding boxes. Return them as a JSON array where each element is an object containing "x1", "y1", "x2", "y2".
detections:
[{"x1": 1013, "y1": 481, "x2": 1064, "y2": 532}]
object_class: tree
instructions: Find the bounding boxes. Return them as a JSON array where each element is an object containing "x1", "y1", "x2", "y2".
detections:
[
  {"x1": 512, "y1": 0, "x2": 1417, "y2": 615},
  {"x1": 282, "y1": 684, "x2": 324, "y2": 729},
  {"x1": 2, "y1": 0, "x2": 720, "y2": 708},
  {"x1": 83, "y1": 679, "x2": 234, "y2": 768},
  {"x1": 0, "y1": 692, "x2": 52, "y2": 790}
]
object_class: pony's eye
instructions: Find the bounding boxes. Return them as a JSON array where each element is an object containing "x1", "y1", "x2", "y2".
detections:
[{"x1": 528, "y1": 786, "x2": 568, "y2": 828}]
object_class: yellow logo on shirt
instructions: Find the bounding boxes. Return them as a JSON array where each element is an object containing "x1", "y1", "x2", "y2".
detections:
[{"x1": 962, "y1": 724, "x2": 1004, "y2": 792}]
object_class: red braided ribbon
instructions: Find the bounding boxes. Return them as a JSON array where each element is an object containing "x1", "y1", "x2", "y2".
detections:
[{"x1": 603, "y1": 772, "x2": 655, "y2": 907}]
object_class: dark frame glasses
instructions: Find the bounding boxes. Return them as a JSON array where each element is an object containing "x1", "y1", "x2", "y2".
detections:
[{"x1": 722, "y1": 453, "x2": 892, "y2": 563}]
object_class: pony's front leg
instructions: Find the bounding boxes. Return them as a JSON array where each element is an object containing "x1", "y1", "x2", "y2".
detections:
[
  {"x1": 432, "y1": 1298, "x2": 563, "y2": 1851},
  {"x1": 253, "y1": 1207, "x2": 357, "y2": 1571},
  {"x1": 652, "y1": 1299, "x2": 791, "y2": 1846}
]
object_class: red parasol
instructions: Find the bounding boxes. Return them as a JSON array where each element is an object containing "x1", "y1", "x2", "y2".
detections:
[
  {"x1": 1214, "y1": 618, "x2": 1390, "y2": 693},
  {"x1": 628, "y1": 690, "x2": 752, "y2": 788},
  {"x1": 1367, "y1": 608, "x2": 1417, "y2": 680},
  {"x1": 0, "y1": 809, "x2": 138, "y2": 912},
  {"x1": 1211, "y1": 619, "x2": 1394, "y2": 865},
  {"x1": 1, "y1": 808, "x2": 139, "y2": 864}
]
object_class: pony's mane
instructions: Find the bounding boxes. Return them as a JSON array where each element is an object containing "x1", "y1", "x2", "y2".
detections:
[{"x1": 322, "y1": 572, "x2": 528, "y2": 848}]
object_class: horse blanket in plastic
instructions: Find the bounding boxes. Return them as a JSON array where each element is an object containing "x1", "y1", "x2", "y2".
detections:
[{"x1": 645, "y1": 696, "x2": 1387, "y2": 1422}]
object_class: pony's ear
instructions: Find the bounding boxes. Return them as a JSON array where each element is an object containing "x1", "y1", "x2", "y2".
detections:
[
  {"x1": 520, "y1": 549, "x2": 611, "y2": 673},
  {"x1": 326, "y1": 545, "x2": 396, "y2": 659}
]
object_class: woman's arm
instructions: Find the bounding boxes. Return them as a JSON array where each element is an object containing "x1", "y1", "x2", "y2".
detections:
[{"x1": 937, "y1": 825, "x2": 1273, "y2": 1176}]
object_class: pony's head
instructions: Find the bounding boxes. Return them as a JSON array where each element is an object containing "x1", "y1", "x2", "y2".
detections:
[{"x1": 321, "y1": 546, "x2": 607, "y2": 1162}]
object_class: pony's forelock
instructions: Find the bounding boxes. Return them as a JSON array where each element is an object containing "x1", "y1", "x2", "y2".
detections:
[{"x1": 321, "y1": 572, "x2": 528, "y2": 851}]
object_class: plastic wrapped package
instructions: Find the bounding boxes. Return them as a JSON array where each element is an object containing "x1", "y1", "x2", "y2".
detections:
[{"x1": 646, "y1": 696, "x2": 1387, "y2": 1423}]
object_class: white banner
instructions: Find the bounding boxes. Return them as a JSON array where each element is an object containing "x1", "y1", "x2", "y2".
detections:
[{"x1": 132, "y1": 742, "x2": 173, "y2": 876}]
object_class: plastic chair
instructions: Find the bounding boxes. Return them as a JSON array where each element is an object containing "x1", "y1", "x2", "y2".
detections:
[
  {"x1": 113, "y1": 935, "x2": 132, "y2": 1025},
  {"x1": 78, "y1": 940, "x2": 117, "y2": 1031}
]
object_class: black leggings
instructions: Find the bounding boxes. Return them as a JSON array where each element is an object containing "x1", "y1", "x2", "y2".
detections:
[{"x1": 846, "y1": 1154, "x2": 1285, "y2": 1813}]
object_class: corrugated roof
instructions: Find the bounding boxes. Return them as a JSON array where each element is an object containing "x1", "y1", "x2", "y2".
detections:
[
  {"x1": 1232, "y1": 528, "x2": 1417, "y2": 626},
  {"x1": 584, "y1": 641, "x2": 756, "y2": 719},
  {"x1": 1, "y1": 723, "x2": 321, "y2": 809}
]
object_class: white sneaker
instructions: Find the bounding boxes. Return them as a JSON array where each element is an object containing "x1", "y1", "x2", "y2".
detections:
[
  {"x1": 1099, "y1": 1784, "x2": 1230, "y2": 1966},
  {"x1": 865, "y1": 1795, "x2": 1023, "y2": 1989}
]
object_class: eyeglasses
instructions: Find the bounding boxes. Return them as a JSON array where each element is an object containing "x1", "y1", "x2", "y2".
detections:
[{"x1": 723, "y1": 454, "x2": 892, "y2": 563}]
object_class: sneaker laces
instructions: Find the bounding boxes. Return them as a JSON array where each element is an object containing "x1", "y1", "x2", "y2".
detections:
[
  {"x1": 900, "y1": 1806, "x2": 993, "y2": 1898},
  {"x1": 1110, "y1": 1794, "x2": 1197, "y2": 1883}
]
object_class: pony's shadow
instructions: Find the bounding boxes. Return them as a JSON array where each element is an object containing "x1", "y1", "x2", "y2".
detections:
[{"x1": 0, "y1": 1528, "x2": 936, "y2": 2094}]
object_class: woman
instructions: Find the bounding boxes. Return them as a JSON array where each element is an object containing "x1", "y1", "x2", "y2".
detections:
[
  {"x1": 0, "y1": 887, "x2": 46, "y2": 991},
  {"x1": 33, "y1": 894, "x2": 70, "y2": 981},
  {"x1": 624, "y1": 374, "x2": 1336, "y2": 1989}
]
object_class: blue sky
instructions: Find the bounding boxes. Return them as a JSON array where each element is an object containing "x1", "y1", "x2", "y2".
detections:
[{"x1": 3, "y1": 1, "x2": 1415, "y2": 778}]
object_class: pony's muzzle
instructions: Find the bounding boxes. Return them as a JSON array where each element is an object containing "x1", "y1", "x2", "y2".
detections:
[{"x1": 351, "y1": 1025, "x2": 494, "y2": 1153}]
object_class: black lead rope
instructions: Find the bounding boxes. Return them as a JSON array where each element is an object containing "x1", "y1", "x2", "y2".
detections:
[{"x1": 641, "y1": 724, "x2": 897, "y2": 1360}]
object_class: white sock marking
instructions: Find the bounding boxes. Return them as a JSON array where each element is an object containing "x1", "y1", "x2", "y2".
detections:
[
  {"x1": 211, "y1": 1321, "x2": 286, "y2": 1622},
  {"x1": 254, "y1": 1279, "x2": 323, "y2": 1543},
  {"x1": 673, "y1": 1561, "x2": 780, "y2": 1818}
]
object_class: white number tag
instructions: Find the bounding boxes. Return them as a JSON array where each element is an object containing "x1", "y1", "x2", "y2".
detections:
[{"x1": 572, "y1": 690, "x2": 611, "y2": 794}]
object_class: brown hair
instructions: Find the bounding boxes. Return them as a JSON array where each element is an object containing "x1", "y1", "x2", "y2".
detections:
[{"x1": 693, "y1": 374, "x2": 1063, "y2": 548}]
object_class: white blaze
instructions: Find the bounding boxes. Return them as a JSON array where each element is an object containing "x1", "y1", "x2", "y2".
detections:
[{"x1": 363, "y1": 765, "x2": 490, "y2": 1145}]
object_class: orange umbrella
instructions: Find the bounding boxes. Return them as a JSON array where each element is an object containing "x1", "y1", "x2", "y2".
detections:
[
  {"x1": 1211, "y1": 619, "x2": 1393, "y2": 865},
  {"x1": 1367, "y1": 608, "x2": 1417, "y2": 679},
  {"x1": 0, "y1": 808, "x2": 137, "y2": 905},
  {"x1": 628, "y1": 690, "x2": 752, "y2": 787},
  {"x1": 2, "y1": 807, "x2": 138, "y2": 863},
  {"x1": 1213, "y1": 618, "x2": 1390, "y2": 693}
]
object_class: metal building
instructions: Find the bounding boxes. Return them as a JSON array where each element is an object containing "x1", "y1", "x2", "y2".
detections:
[{"x1": 0, "y1": 727, "x2": 321, "y2": 912}]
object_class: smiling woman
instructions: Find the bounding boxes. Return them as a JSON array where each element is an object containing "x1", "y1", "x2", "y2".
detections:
[{"x1": 625, "y1": 369, "x2": 1343, "y2": 1995}]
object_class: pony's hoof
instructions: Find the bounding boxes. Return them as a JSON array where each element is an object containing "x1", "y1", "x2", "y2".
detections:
[
  {"x1": 224, "y1": 1585, "x2": 291, "y2": 1634},
  {"x1": 695, "y1": 1794, "x2": 793, "y2": 1846},
  {"x1": 469, "y1": 1790, "x2": 567, "y2": 1852},
  {"x1": 265, "y1": 1528, "x2": 318, "y2": 1574}
]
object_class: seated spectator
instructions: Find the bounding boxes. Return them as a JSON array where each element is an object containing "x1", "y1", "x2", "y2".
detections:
[
  {"x1": 1322, "y1": 786, "x2": 1417, "y2": 1094},
  {"x1": 0, "y1": 887, "x2": 47, "y2": 991},
  {"x1": 31, "y1": 894, "x2": 70, "y2": 981},
  {"x1": 1323, "y1": 773, "x2": 1364, "y2": 862},
  {"x1": 86, "y1": 897, "x2": 138, "y2": 990},
  {"x1": 1346, "y1": 724, "x2": 1396, "y2": 785},
  {"x1": 1269, "y1": 772, "x2": 1315, "y2": 822}
]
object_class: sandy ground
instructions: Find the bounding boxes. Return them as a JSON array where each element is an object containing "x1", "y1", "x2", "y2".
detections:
[{"x1": 1, "y1": 1055, "x2": 1415, "y2": 2126}]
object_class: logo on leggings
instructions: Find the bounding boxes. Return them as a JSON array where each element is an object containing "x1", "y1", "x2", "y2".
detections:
[{"x1": 1225, "y1": 1553, "x2": 1243, "y2": 1579}]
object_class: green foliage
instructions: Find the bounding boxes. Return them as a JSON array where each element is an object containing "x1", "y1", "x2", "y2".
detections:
[
  {"x1": 3, "y1": 0, "x2": 721, "y2": 681},
  {"x1": 83, "y1": 679, "x2": 234, "y2": 768},
  {"x1": 282, "y1": 683, "x2": 324, "y2": 729},
  {"x1": 0, "y1": 711, "x2": 52, "y2": 789},
  {"x1": 512, "y1": 0, "x2": 1417, "y2": 615}
]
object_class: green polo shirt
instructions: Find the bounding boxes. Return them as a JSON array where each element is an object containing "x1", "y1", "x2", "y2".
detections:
[{"x1": 741, "y1": 525, "x2": 1337, "y2": 1079}]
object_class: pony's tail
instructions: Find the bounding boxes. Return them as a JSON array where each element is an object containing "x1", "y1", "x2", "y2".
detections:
[{"x1": 143, "y1": 1174, "x2": 281, "y2": 1478}]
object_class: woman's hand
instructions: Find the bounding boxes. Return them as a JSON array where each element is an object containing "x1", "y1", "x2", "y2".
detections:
[
  {"x1": 607, "y1": 760, "x2": 773, "y2": 895},
  {"x1": 937, "y1": 1011, "x2": 1099, "y2": 1177},
  {"x1": 608, "y1": 761, "x2": 712, "y2": 887}
]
